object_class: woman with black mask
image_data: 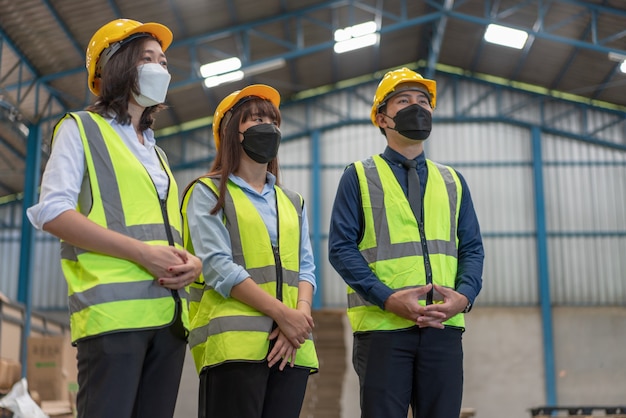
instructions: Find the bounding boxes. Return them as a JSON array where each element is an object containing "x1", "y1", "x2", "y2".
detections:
[{"x1": 181, "y1": 84, "x2": 319, "y2": 418}]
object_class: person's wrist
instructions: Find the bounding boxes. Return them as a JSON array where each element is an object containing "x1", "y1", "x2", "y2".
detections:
[
  {"x1": 297, "y1": 299, "x2": 311, "y2": 307},
  {"x1": 462, "y1": 299, "x2": 472, "y2": 313}
]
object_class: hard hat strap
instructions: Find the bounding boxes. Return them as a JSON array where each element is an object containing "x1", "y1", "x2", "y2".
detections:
[{"x1": 95, "y1": 32, "x2": 153, "y2": 79}]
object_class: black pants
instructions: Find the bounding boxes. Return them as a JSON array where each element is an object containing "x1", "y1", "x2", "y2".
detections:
[
  {"x1": 199, "y1": 361, "x2": 310, "y2": 418},
  {"x1": 353, "y1": 326, "x2": 463, "y2": 418},
  {"x1": 75, "y1": 314, "x2": 187, "y2": 418}
]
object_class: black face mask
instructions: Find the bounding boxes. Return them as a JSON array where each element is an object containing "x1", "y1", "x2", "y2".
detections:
[
  {"x1": 387, "y1": 104, "x2": 432, "y2": 140},
  {"x1": 240, "y1": 123, "x2": 281, "y2": 164}
]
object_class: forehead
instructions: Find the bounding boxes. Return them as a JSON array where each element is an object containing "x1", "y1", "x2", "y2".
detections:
[
  {"x1": 386, "y1": 81, "x2": 429, "y2": 101},
  {"x1": 142, "y1": 38, "x2": 165, "y2": 54},
  {"x1": 387, "y1": 89, "x2": 429, "y2": 103}
]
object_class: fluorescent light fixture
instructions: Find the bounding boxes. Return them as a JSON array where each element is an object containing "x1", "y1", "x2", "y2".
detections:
[
  {"x1": 201, "y1": 57, "x2": 286, "y2": 89},
  {"x1": 243, "y1": 58, "x2": 286, "y2": 76},
  {"x1": 608, "y1": 52, "x2": 626, "y2": 73},
  {"x1": 203, "y1": 70, "x2": 244, "y2": 88},
  {"x1": 200, "y1": 57, "x2": 242, "y2": 78},
  {"x1": 334, "y1": 21, "x2": 379, "y2": 54},
  {"x1": 484, "y1": 24, "x2": 528, "y2": 49}
]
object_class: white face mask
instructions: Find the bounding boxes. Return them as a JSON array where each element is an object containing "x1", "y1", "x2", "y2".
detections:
[{"x1": 133, "y1": 63, "x2": 171, "y2": 107}]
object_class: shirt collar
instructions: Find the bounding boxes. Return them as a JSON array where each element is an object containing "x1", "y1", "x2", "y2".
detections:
[
  {"x1": 229, "y1": 171, "x2": 277, "y2": 194},
  {"x1": 108, "y1": 117, "x2": 156, "y2": 148},
  {"x1": 382, "y1": 146, "x2": 426, "y2": 167}
]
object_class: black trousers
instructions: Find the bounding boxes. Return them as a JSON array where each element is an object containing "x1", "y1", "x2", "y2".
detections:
[
  {"x1": 75, "y1": 312, "x2": 187, "y2": 418},
  {"x1": 199, "y1": 361, "x2": 310, "y2": 418},
  {"x1": 353, "y1": 326, "x2": 463, "y2": 418}
]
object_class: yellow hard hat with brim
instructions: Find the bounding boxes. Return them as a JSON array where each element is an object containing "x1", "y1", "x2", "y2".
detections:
[
  {"x1": 370, "y1": 67, "x2": 437, "y2": 126},
  {"x1": 86, "y1": 19, "x2": 173, "y2": 96},
  {"x1": 212, "y1": 84, "x2": 281, "y2": 150}
]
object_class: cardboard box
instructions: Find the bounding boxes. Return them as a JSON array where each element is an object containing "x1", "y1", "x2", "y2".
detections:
[
  {"x1": 26, "y1": 336, "x2": 76, "y2": 401},
  {"x1": 41, "y1": 399, "x2": 74, "y2": 417},
  {"x1": 0, "y1": 358, "x2": 21, "y2": 393}
]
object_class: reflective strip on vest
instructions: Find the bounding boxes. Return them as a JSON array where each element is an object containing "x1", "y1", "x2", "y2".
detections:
[
  {"x1": 58, "y1": 111, "x2": 188, "y2": 343},
  {"x1": 348, "y1": 155, "x2": 465, "y2": 330},
  {"x1": 181, "y1": 177, "x2": 318, "y2": 373}
]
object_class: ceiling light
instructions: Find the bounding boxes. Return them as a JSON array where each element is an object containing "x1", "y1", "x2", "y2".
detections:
[
  {"x1": 608, "y1": 52, "x2": 626, "y2": 74},
  {"x1": 201, "y1": 57, "x2": 286, "y2": 89},
  {"x1": 243, "y1": 58, "x2": 286, "y2": 76},
  {"x1": 484, "y1": 24, "x2": 528, "y2": 49},
  {"x1": 203, "y1": 70, "x2": 244, "y2": 88},
  {"x1": 200, "y1": 57, "x2": 242, "y2": 78},
  {"x1": 334, "y1": 21, "x2": 379, "y2": 54}
]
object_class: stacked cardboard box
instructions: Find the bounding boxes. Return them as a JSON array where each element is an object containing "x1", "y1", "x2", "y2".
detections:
[
  {"x1": 27, "y1": 336, "x2": 76, "y2": 418},
  {"x1": 0, "y1": 293, "x2": 77, "y2": 418},
  {"x1": 0, "y1": 358, "x2": 22, "y2": 417}
]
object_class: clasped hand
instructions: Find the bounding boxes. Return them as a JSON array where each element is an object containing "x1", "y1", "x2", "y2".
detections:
[
  {"x1": 266, "y1": 307, "x2": 314, "y2": 370},
  {"x1": 141, "y1": 244, "x2": 202, "y2": 290},
  {"x1": 384, "y1": 284, "x2": 468, "y2": 329}
]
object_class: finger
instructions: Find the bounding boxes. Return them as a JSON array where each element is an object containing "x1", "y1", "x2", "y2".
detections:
[
  {"x1": 290, "y1": 349, "x2": 297, "y2": 367},
  {"x1": 267, "y1": 343, "x2": 283, "y2": 367},
  {"x1": 415, "y1": 283, "x2": 433, "y2": 294},
  {"x1": 279, "y1": 352, "x2": 290, "y2": 371},
  {"x1": 289, "y1": 337, "x2": 302, "y2": 349},
  {"x1": 279, "y1": 347, "x2": 296, "y2": 371},
  {"x1": 417, "y1": 316, "x2": 445, "y2": 329},
  {"x1": 268, "y1": 328, "x2": 280, "y2": 341}
]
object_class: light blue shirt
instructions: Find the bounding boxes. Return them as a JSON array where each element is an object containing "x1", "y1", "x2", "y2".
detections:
[
  {"x1": 186, "y1": 172, "x2": 317, "y2": 298},
  {"x1": 27, "y1": 115, "x2": 169, "y2": 229}
]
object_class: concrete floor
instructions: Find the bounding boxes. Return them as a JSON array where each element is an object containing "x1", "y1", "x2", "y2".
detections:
[{"x1": 173, "y1": 349, "x2": 199, "y2": 418}]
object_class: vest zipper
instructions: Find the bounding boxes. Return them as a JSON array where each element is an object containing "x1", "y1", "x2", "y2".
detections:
[
  {"x1": 272, "y1": 245, "x2": 283, "y2": 302},
  {"x1": 153, "y1": 150, "x2": 180, "y2": 304},
  {"x1": 160, "y1": 198, "x2": 181, "y2": 303},
  {"x1": 417, "y1": 219, "x2": 434, "y2": 305},
  {"x1": 160, "y1": 198, "x2": 175, "y2": 247}
]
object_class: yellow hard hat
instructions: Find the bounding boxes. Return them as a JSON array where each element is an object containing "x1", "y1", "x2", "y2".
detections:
[
  {"x1": 370, "y1": 67, "x2": 437, "y2": 126},
  {"x1": 86, "y1": 19, "x2": 173, "y2": 96},
  {"x1": 212, "y1": 84, "x2": 280, "y2": 150}
]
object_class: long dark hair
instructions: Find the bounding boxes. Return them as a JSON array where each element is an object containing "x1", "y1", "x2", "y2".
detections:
[
  {"x1": 207, "y1": 97, "x2": 281, "y2": 215},
  {"x1": 86, "y1": 36, "x2": 166, "y2": 131}
]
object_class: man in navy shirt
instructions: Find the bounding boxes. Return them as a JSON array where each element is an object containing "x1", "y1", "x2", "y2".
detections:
[{"x1": 328, "y1": 67, "x2": 484, "y2": 418}]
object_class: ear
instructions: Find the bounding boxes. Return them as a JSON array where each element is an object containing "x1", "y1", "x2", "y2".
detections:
[{"x1": 376, "y1": 112, "x2": 389, "y2": 128}]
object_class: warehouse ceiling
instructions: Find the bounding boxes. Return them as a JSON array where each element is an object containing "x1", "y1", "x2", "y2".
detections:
[{"x1": 1, "y1": 0, "x2": 626, "y2": 199}]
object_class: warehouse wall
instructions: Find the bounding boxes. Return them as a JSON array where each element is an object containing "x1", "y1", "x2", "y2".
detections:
[{"x1": 2, "y1": 73, "x2": 625, "y2": 417}]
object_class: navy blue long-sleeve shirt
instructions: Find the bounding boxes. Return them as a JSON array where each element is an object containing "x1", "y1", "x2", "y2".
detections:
[{"x1": 328, "y1": 146, "x2": 484, "y2": 310}]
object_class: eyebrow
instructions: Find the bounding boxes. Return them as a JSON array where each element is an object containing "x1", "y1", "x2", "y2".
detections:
[
  {"x1": 393, "y1": 91, "x2": 428, "y2": 100},
  {"x1": 143, "y1": 48, "x2": 166, "y2": 59}
]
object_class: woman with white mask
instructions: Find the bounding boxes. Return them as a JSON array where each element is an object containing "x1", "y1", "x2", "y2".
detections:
[{"x1": 27, "y1": 18, "x2": 201, "y2": 418}]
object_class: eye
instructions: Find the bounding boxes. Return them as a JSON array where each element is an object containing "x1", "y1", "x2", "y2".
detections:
[{"x1": 160, "y1": 60, "x2": 168, "y2": 68}]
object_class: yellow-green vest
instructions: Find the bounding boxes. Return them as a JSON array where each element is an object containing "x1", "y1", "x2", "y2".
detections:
[
  {"x1": 181, "y1": 177, "x2": 318, "y2": 374},
  {"x1": 58, "y1": 111, "x2": 189, "y2": 343},
  {"x1": 348, "y1": 154, "x2": 464, "y2": 331}
]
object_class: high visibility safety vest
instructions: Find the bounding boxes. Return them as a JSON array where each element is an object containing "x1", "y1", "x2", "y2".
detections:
[
  {"x1": 349, "y1": 154, "x2": 464, "y2": 331},
  {"x1": 181, "y1": 177, "x2": 319, "y2": 374},
  {"x1": 58, "y1": 111, "x2": 189, "y2": 343}
]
